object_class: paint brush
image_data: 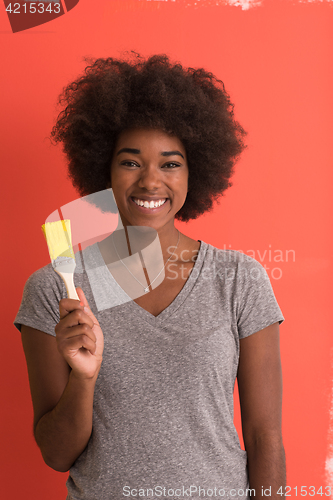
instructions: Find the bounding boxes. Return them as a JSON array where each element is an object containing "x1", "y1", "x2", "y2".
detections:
[{"x1": 41, "y1": 219, "x2": 79, "y2": 300}]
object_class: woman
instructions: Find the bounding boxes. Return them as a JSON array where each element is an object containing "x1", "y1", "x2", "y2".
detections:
[{"x1": 15, "y1": 54, "x2": 285, "y2": 500}]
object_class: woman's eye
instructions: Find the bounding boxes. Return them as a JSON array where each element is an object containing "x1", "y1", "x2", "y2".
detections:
[
  {"x1": 121, "y1": 161, "x2": 139, "y2": 167},
  {"x1": 163, "y1": 162, "x2": 180, "y2": 169}
]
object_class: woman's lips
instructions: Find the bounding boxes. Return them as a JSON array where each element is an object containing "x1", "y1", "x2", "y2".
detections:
[{"x1": 129, "y1": 196, "x2": 169, "y2": 213}]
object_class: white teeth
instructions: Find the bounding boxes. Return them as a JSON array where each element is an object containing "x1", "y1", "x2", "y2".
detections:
[{"x1": 133, "y1": 198, "x2": 167, "y2": 209}]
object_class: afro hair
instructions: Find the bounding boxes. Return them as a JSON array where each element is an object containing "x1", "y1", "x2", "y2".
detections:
[{"x1": 51, "y1": 53, "x2": 246, "y2": 222}]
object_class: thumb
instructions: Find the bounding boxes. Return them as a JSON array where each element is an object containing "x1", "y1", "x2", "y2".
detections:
[{"x1": 76, "y1": 287, "x2": 99, "y2": 325}]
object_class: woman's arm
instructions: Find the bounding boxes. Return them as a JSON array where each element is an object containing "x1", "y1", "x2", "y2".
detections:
[
  {"x1": 20, "y1": 289, "x2": 104, "y2": 472},
  {"x1": 237, "y1": 322, "x2": 286, "y2": 499}
]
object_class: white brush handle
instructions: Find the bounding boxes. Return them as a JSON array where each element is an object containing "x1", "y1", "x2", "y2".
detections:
[{"x1": 56, "y1": 271, "x2": 80, "y2": 300}]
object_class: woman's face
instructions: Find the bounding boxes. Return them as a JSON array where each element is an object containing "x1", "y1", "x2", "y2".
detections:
[{"x1": 110, "y1": 128, "x2": 189, "y2": 232}]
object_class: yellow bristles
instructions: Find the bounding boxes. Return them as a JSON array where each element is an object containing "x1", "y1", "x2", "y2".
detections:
[{"x1": 41, "y1": 220, "x2": 75, "y2": 262}]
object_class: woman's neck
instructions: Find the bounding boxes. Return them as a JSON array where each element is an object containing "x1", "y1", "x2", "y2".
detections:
[{"x1": 116, "y1": 220, "x2": 180, "y2": 262}]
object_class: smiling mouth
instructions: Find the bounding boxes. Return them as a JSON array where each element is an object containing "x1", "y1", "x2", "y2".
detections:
[{"x1": 131, "y1": 197, "x2": 168, "y2": 209}]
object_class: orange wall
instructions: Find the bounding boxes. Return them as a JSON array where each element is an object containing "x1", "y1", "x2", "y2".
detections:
[{"x1": 1, "y1": 0, "x2": 332, "y2": 497}]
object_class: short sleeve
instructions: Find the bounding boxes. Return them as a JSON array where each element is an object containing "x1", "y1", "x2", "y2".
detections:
[
  {"x1": 14, "y1": 265, "x2": 66, "y2": 336},
  {"x1": 236, "y1": 256, "x2": 284, "y2": 339}
]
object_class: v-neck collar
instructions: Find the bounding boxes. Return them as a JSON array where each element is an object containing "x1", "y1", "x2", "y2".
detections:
[{"x1": 82, "y1": 240, "x2": 208, "y2": 327}]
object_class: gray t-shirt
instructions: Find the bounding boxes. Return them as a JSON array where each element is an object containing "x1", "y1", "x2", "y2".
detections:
[{"x1": 15, "y1": 241, "x2": 284, "y2": 500}]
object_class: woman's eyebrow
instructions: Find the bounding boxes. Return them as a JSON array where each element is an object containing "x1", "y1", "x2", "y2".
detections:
[
  {"x1": 117, "y1": 148, "x2": 184, "y2": 159},
  {"x1": 117, "y1": 148, "x2": 140, "y2": 156},
  {"x1": 161, "y1": 151, "x2": 184, "y2": 159}
]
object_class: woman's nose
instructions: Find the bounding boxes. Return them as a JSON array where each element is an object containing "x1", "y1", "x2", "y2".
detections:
[{"x1": 137, "y1": 165, "x2": 162, "y2": 191}]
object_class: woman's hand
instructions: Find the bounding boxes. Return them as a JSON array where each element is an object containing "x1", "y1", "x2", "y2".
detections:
[{"x1": 55, "y1": 287, "x2": 104, "y2": 380}]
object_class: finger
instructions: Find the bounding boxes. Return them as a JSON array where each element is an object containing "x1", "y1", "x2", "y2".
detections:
[
  {"x1": 56, "y1": 309, "x2": 95, "y2": 332},
  {"x1": 59, "y1": 297, "x2": 83, "y2": 320},
  {"x1": 58, "y1": 333, "x2": 97, "y2": 356},
  {"x1": 55, "y1": 322, "x2": 96, "y2": 343},
  {"x1": 76, "y1": 288, "x2": 100, "y2": 326}
]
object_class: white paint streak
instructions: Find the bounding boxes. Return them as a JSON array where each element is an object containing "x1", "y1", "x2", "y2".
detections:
[
  {"x1": 222, "y1": 0, "x2": 262, "y2": 9},
  {"x1": 146, "y1": 0, "x2": 333, "y2": 10},
  {"x1": 326, "y1": 458, "x2": 333, "y2": 495},
  {"x1": 325, "y1": 349, "x2": 333, "y2": 496},
  {"x1": 146, "y1": 0, "x2": 261, "y2": 9}
]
